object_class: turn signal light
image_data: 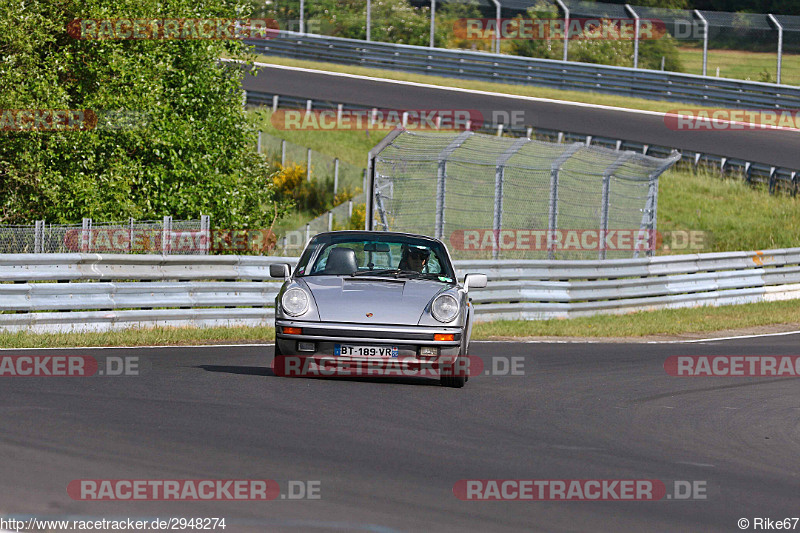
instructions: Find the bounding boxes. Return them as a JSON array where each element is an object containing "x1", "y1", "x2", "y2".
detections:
[
  {"x1": 282, "y1": 326, "x2": 302, "y2": 335},
  {"x1": 434, "y1": 334, "x2": 455, "y2": 341}
]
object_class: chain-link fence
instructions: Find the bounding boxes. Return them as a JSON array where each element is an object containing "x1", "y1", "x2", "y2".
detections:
[
  {"x1": 0, "y1": 216, "x2": 210, "y2": 254},
  {"x1": 257, "y1": 131, "x2": 365, "y2": 194},
  {"x1": 369, "y1": 130, "x2": 680, "y2": 260}
]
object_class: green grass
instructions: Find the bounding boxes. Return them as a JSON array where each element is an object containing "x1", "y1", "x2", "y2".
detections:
[
  {"x1": 251, "y1": 108, "x2": 389, "y2": 167},
  {"x1": 658, "y1": 166, "x2": 800, "y2": 253},
  {"x1": 472, "y1": 298, "x2": 800, "y2": 339},
  {"x1": 0, "y1": 326, "x2": 275, "y2": 349},
  {"x1": 678, "y1": 47, "x2": 800, "y2": 85}
]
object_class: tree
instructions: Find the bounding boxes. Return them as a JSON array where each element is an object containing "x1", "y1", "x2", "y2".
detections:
[{"x1": 0, "y1": 0, "x2": 289, "y2": 227}]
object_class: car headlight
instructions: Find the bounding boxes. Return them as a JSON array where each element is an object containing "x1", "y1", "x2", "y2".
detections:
[
  {"x1": 431, "y1": 294, "x2": 459, "y2": 323},
  {"x1": 281, "y1": 288, "x2": 309, "y2": 316}
]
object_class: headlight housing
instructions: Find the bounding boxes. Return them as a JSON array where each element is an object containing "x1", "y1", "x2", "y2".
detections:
[
  {"x1": 281, "y1": 288, "x2": 309, "y2": 316},
  {"x1": 431, "y1": 294, "x2": 459, "y2": 323}
]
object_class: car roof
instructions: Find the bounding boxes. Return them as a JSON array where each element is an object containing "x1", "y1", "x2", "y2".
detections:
[{"x1": 311, "y1": 231, "x2": 444, "y2": 245}]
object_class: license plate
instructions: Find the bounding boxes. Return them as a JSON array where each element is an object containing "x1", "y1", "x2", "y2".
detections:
[{"x1": 335, "y1": 344, "x2": 399, "y2": 357}]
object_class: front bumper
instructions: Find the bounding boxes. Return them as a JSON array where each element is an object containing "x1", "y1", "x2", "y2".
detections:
[{"x1": 275, "y1": 319, "x2": 462, "y2": 358}]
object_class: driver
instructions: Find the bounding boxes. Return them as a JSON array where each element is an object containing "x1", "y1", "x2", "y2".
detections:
[{"x1": 399, "y1": 245, "x2": 430, "y2": 273}]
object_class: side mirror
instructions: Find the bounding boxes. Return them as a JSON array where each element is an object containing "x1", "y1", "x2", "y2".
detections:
[
  {"x1": 464, "y1": 273, "x2": 487, "y2": 292},
  {"x1": 270, "y1": 263, "x2": 292, "y2": 280}
]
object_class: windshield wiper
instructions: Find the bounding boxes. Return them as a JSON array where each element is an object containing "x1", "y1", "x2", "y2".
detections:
[{"x1": 350, "y1": 268, "x2": 402, "y2": 277}]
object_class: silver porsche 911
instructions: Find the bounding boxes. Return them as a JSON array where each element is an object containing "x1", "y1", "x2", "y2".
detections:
[{"x1": 269, "y1": 231, "x2": 487, "y2": 387}]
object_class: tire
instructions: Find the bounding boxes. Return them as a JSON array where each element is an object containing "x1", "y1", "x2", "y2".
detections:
[
  {"x1": 440, "y1": 357, "x2": 467, "y2": 388},
  {"x1": 272, "y1": 340, "x2": 288, "y2": 377}
]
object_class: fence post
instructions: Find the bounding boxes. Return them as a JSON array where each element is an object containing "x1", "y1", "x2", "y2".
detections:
[
  {"x1": 555, "y1": 0, "x2": 569, "y2": 61},
  {"x1": 200, "y1": 214, "x2": 211, "y2": 255},
  {"x1": 281, "y1": 139, "x2": 286, "y2": 166},
  {"x1": 625, "y1": 4, "x2": 640, "y2": 69},
  {"x1": 129, "y1": 217, "x2": 134, "y2": 253},
  {"x1": 257, "y1": 131, "x2": 262, "y2": 153},
  {"x1": 430, "y1": 0, "x2": 436, "y2": 48},
  {"x1": 299, "y1": 0, "x2": 305, "y2": 34},
  {"x1": 306, "y1": 148, "x2": 312, "y2": 182},
  {"x1": 599, "y1": 152, "x2": 633, "y2": 260},
  {"x1": 348, "y1": 200, "x2": 353, "y2": 219},
  {"x1": 366, "y1": 0, "x2": 371, "y2": 41},
  {"x1": 494, "y1": 138, "x2": 530, "y2": 259},
  {"x1": 305, "y1": 223, "x2": 310, "y2": 243},
  {"x1": 694, "y1": 10, "x2": 708, "y2": 76},
  {"x1": 81, "y1": 217, "x2": 91, "y2": 253},
  {"x1": 34, "y1": 220, "x2": 43, "y2": 253},
  {"x1": 548, "y1": 143, "x2": 582, "y2": 260},
  {"x1": 768, "y1": 14, "x2": 783, "y2": 84},
  {"x1": 333, "y1": 158, "x2": 340, "y2": 195},
  {"x1": 162, "y1": 215, "x2": 173, "y2": 255},
  {"x1": 272, "y1": 94, "x2": 279, "y2": 112},
  {"x1": 436, "y1": 131, "x2": 473, "y2": 240},
  {"x1": 328, "y1": 212, "x2": 333, "y2": 231}
]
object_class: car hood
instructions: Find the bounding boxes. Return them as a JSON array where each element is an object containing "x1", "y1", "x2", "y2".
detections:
[{"x1": 302, "y1": 276, "x2": 447, "y2": 325}]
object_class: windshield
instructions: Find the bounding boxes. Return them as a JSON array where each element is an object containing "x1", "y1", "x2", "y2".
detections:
[{"x1": 294, "y1": 233, "x2": 456, "y2": 282}]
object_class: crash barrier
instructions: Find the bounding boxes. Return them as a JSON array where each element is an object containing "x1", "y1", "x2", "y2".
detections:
[
  {"x1": 245, "y1": 32, "x2": 800, "y2": 109},
  {"x1": 249, "y1": 92, "x2": 799, "y2": 198},
  {"x1": 1, "y1": 248, "x2": 799, "y2": 332}
]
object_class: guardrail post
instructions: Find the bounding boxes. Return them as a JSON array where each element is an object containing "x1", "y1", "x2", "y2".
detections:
[
  {"x1": 694, "y1": 10, "x2": 708, "y2": 77},
  {"x1": 281, "y1": 139, "x2": 286, "y2": 166},
  {"x1": 272, "y1": 94, "x2": 279, "y2": 112},
  {"x1": 768, "y1": 14, "x2": 783, "y2": 84},
  {"x1": 257, "y1": 131, "x2": 262, "y2": 153},
  {"x1": 328, "y1": 211, "x2": 333, "y2": 231},
  {"x1": 307, "y1": 148, "x2": 312, "y2": 182},
  {"x1": 305, "y1": 223, "x2": 310, "y2": 243}
]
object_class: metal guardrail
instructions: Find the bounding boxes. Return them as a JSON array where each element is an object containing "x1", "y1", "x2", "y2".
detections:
[
  {"x1": 246, "y1": 32, "x2": 800, "y2": 109},
  {"x1": 2, "y1": 249, "x2": 799, "y2": 332},
  {"x1": 246, "y1": 90, "x2": 799, "y2": 195}
]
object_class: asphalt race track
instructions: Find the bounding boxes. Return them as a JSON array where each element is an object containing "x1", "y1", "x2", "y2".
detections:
[
  {"x1": 2, "y1": 337, "x2": 799, "y2": 532},
  {"x1": 242, "y1": 64, "x2": 800, "y2": 169}
]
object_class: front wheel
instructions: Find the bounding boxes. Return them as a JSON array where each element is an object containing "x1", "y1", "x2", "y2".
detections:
[
  {"x1": 272, "y1": 340, "x2": 288, "y2": 377},
  {"x1": 440, "y1": 354, "x2": 467, "y2": 388}
]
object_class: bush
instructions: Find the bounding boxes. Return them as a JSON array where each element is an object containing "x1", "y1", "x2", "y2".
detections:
[{"x1": 0, "y1": 0, "x2": 291, "y2": 227}]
